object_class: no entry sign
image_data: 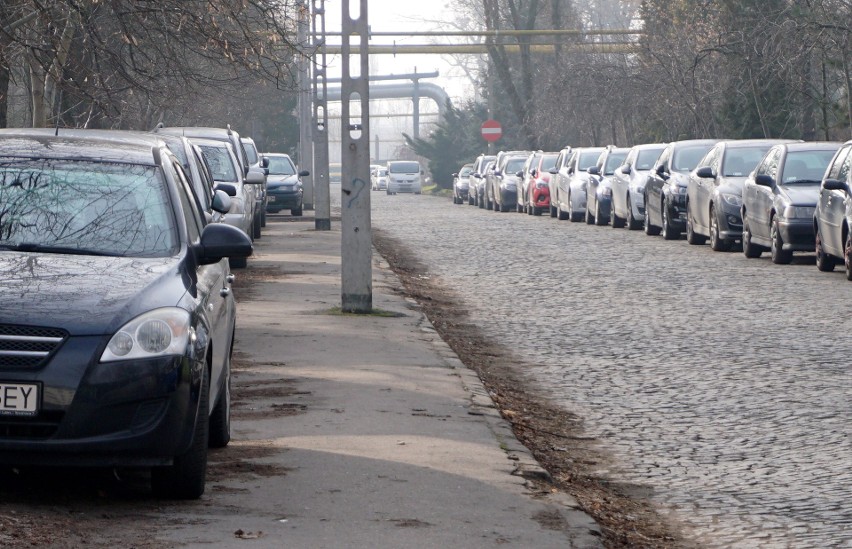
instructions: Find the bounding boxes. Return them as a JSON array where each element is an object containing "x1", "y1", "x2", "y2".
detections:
[{"x1": 481, "y1": 119, "x2": 502, "y2": 142}]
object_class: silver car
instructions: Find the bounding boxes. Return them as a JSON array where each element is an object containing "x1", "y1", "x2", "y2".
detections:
[
  {"x1": 553, "y1": 147, "x2": 604, "y2": 222},
  {"x1": 610, "y1": 143, "x2": 666, "y2": 229}
]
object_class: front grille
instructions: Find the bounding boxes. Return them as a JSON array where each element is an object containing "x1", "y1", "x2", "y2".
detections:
[{"x1": 0, "y1": 325, "x2": 67, "y2": 369}]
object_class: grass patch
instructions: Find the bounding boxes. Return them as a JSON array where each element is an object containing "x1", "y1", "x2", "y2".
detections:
[
  {"x1": 421, "y1": 184, "x2": 452, "y2": 197},
  {"x1": 322, "y1": 306, "x2": 406, "y2": 318}
]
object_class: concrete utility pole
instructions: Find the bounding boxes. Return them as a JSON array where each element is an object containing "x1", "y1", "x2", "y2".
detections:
[
  {"x1": 297, "y1": 0, "x2": 314, "y2": 210},
  {"x1": 340, "y1": 0, "x2": 371, "y2": 313},
  {"x1": 312, "y1": 0, "x2": 330, "y2": 230}
]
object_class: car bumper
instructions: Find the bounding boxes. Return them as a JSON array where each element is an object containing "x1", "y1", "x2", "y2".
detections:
[
  {"x1": 500, "y1": 188, "x2": 518, "y2": 206},
  {"x1": 717, "y1": 206, "x2": 743, "y2": 240},
  {"x1": 0, "y1": 348, "x2": 202, "y2": 467},
  {"x1": 778, "y1": 218, "x2": 815, "y2": 250},
  {"x1": 267, "y1": 189, "x2": 303, "y2": 212},
  {"x1": 666, "y1": 196, "x2": 688, "y2": 230},
  {"x1": 532, "y1": 187, "x2": 550, "y2": 206},
  {"x1": 455, "y1": 187, "x2": 469, "y2": 199},
  {"x1": 388, "y1": 183, "x2": 421, "y2": 193}
]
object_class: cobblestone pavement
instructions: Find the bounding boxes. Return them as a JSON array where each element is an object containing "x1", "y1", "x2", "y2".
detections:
[{"x1": 368, "y1": 191, "x2": 852, "y2": 548}]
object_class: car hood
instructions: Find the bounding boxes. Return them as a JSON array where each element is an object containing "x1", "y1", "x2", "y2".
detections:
[
  {"x1": 779, "y1": 183, "x2": 820, "y2": 206},
  {"x1": 267, "y1": 174, "x2": 299, "y2": 187},
  {"x1": 718, "y1": 176, "x2": 747, "y2": 196},
  {"x1": 0, "y1": 253, "x2": 186, "y2": 335}
]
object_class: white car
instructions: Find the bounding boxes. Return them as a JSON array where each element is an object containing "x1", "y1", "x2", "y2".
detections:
[{"x1": 386, "y1": 160, "x2": 422, "y2": 194}]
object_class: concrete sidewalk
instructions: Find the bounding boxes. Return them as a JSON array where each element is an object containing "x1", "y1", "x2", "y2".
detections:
[{"x1": 162, "y1": 213, "x2": 602, "y2": 548}]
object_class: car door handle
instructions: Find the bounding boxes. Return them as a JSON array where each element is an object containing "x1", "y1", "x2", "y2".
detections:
[{"x1": 220, "y1": 288, "x2": 231, "y2": 298}]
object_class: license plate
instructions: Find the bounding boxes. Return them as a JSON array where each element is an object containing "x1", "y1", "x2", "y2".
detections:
[
  {"x1": 0, "y1": 383, "x2": 39, "y2": 416},
  {"x1": 268, "y1": 196, "x2": 276, "y2": 202}
]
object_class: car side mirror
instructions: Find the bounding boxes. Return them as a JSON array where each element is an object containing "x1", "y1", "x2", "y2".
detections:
[
  {"x1": 198, "y1": 223, "x2": 253, "y2": 265},
  {"x1": 299, "y1": 170, "x2": 310, "y2": 177},
  {"x1": 587, "y1": 166, "x2": 601, "y2": 175},
  {"x1": 214, "y1": 183, "x2": 237, "y2": 197},
  {"x1": 531, "y1": 168, "x2": 538, "y2": 177},
  {"x1": 212, "y1": 189, "x2": 232, "y2": 214},
  {"x1": 244, "y1": 170, "x2": 265, "y2": 185},
  {"x1": 695, "y1": 166, "x2": 715, "y2": 178},
  {"x1": 620, "y1": 164, "x2": 632, "y2": 174},
  {"x1": 452, "y1": 172, "x2": 458, "y2": 178},
  {"x1": 516, "y1": 170, "x2": 524, "y2": 178},
  {"x1": 261, "y1": 157, "x2": 270, "y2": 169},
  {"x1": 548, "y1": 168, "x2": 558, "y2": 175},
  {"x1": 494, "y1": 170, "x2": 502, "y2": 177},
  {"x1": 473, "y1": 172, "x2": 481, "y2": 178},
  {"x1": 823, "y1": 178, "x2": 847, "y2": 192},
  {"x1": 754, "y1": 174, "x2": 774, "y2": 187}
]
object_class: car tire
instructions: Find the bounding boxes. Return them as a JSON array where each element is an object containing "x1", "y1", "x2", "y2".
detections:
[
  {"x1": 844, "y1": 230, "x2": 852, "y2": 281},
  {"x1": 550, "y1": 203, "x2": 557, "y2": 217},
  {"x1": 815, "y1": 227, "x2": 835, "y2": 271},
  {"x1": 261, "y1": 209, "x2": 266, "y2": 228},
  {"x1": 686, "y1": 210, "x2": 706, "y2": 245},
  {"x1": 253, "y1": 212, "x2": 262, "y2": 239},
  {"x1": 209, "y1": 351, "x2": 231, "y2": 449},
  {"x1": 709, "y1": 205, "x2": 731, "y2": 252},
  {"x1": 626, "y1": 197, "x2": 640, "y2": 230},
  {"x1": 661, "y1": 202, "x2": 679, "y2": 240},
  {"x1": 770, "y1": 218, "x2": 793, "y2": 264},
  {"x1": 229, "y1": 257, "x2": 248, "y2": 269},
  {"x1": 151, "y1": 364, "x2": 209, "y2": 500},
  {"x1": 611, "y1": 209, "x2": 625, "y2": 228},
  {"x1": 558, "y1": 199, "x2": 569, "y2": 221},
  {"x1": 644, "y1": 200, "x2": 661, "y2": 236},
  {"x1": 742, "y1": 217, "x2": 762, "y2": 258},
  {"x1": 585, "y1": 204, "x2": 595, "y2": 225},
  {"x1": 291, "y1": 206, "x2": 303, "y2": 216},
  {"x1": 386, "y1": 189, "x2": 391, "y2": 195},
  {"x1": 594, "y1": 202, "x2": 606, "y2": 226}
]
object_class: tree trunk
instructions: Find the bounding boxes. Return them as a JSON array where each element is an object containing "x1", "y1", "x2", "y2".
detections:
[{"x1": 0, "y1": 64, "x2": 9, "y2": 128}]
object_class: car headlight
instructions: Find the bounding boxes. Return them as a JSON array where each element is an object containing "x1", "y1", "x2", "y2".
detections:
[
  {"x1": 782, "y1": 205, "x2": 815, "y2": 219},
  {"x1": 101, "y1": 308, "x2": 192, "y2": 362},
  {"x1": 720, "y1": 193, "x2": 742, "y2": 207}
]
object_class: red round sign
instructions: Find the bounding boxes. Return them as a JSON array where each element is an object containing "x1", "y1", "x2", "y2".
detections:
[{"x1": 481, "y1": 119, "x2": 502, "y2": 142}]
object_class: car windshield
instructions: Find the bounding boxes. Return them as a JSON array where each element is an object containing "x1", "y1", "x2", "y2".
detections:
[
  {"x1": 378, "y1": 169, "x2": 388, "y2": 177},
  {"x1": 389, "y1": 162, "x2": 420, "y2": 174},
  {"x1": 604, "y1": 152, "x2": 628, "y2": 175},
  {"x1": 636, "y1": 148, "x2": 665, "y2": 170},
  {"x1": 782, "y1": 150, "x2": 837, "y2": 183},
  {"x1": 722, "y1": 146, "x2": 774, "y2": 177},
  {"x1": 578, "y1": 151, "x2": 600, "y2": 171},
  {"x1": 672, "y1": 145, "x2": 715, "y2": 172},
  {"x1": 460, "y1": 165, "x2": 473, "y2": 177},
  {"x1": 267, "y1": 156, "x2": 296, "y2": 176},
  {"x1": 199, "y1": 145, "x2": 239, "y2": 182},
  {"x1": 242, "y1": 142, "x2": 259, "y2": 164},
  {"x1": 0, "y1": 158, "x2": 177, "y2": 257},
  {"x1": 540, "y1": 155, "x2": 558, "y2": 171},
  {"x1": 505, "y1": 158, "x2": 526, "y2": 173}
]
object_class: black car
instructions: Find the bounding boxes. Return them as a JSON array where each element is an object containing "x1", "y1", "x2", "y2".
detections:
[
  {"x1": 264, "y1": 153, "x2": 309, "y2": 216},
  {"x1": 644, "y1": 139, "x2": 720, "y2": 240},
  {"x1": 0, "y1": 130, "x2": 252, "y2": 499},
  {"x1": 686, "y1": 139, "x2": 799, "y2": 251},
  {"x1": 741, "y1": 142, "x2": 842, "y2": 262}
]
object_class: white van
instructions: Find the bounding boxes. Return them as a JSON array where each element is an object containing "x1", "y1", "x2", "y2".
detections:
[{"x1": 386, "y1": 160, "x2": 422, "y2": 195}]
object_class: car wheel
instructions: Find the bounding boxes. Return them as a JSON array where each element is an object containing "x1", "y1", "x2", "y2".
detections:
[
  {"x1": 151, "y1": 364, "x2": 209, "y2": 500},
  {"x1": 611, "y1": 209, "x2": 625, "y2": 228},
  {"x1": 208, "y1": 349, "x2": 231, "y2": 448},
  {"x1": 686, "y1": 210, "x2": 706, "y2": 245},
  {"x1": 594, "y1": 202, "x2": 606, "y2": 226},
  {"x1": 770, "y1": 218, "x2": 793, "y2": 264},
  {"x1": 844, "y1": 230, "x2": 852, "y2": 281},
  {"x1": 742, "y1": 216, "x2": 762, "y2": 258},
  {"x1": 550, "y1": 203, "x2": 557, "y2": 217},
  {"x1": 386, "y1": 189, "x2": 391, "y2": 195},
  {"x1": 644, "y1": 200, "x2": 661, "y2": 236},
  {"x1": 626, "y1": 197, "x2": 640, "y2": 230},
  {"x1": 229, "y1": 257, "x2": 248, "y2": 269},
  {"x1": 558, "y1": 198, "x2": 569, "y2": 221},
  {"x1": 815, "y1": 227, "x2": 835, "y2": 271},
  {"x1": 291, "y1": 206, "x2": 303, "y2": 216},
  {"x1": 261, "y1": 209, "x2": 266, "y2": 228},
  {"x1": 709, "y1": 205, "x2": 731, "y2": 251},
  {"x1": 585, "y1": 203, "x2": 595, "y2": 224},
  {"x1": 661, "y1": 202, "x2": 679, "y2": 240},
  {"x1": 253, "y1": 212, "x2": 262, "y2": 239}
]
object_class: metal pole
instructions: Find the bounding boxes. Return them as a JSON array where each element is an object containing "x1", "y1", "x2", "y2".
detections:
[
  {"x1": 297, "y1": 0, "x2": 315, "y2": 210},
  {"x1": 412, "y1": 76, "x2": 420, "y2": 140},
  {"x1": 312, "y1": 0, "x2": 331, "y2": 230},
  {"x1": 340, "y1": 0, "x2": 371, "y2": 313}
]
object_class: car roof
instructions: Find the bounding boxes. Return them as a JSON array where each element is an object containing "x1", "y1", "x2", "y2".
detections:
[
  {"x1": 264, "y1": 152, "x2": 292, "y2": 158},
  {"x1": 719, "y1": 139, "x2": 801, "y2": 149},
  {"x1": 0, "y1": 128, "x2": 162, "y2": 165},
  {"x1": 780, "y1": 141, "x2": 844, "y2": 152}
]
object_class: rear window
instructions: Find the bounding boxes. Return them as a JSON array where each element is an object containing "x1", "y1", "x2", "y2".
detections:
[{"x1": 389, "y1": 162, "x2": 420, "y2": 174}]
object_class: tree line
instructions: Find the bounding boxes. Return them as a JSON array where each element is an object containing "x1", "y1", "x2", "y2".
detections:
[{"x1": 408, "y1": 0, "x2": 851, "y2": 187}]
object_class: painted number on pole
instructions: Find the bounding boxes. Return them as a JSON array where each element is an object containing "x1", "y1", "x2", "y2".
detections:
[{"x1": 481, "y1": 119, "x2": 502, "y2": 142}]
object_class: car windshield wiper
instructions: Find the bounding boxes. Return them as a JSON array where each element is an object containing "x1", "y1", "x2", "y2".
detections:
[
  {"x1": 785, "y1": 179, "x2": 823, "y2": 185},
  {"x1": 0, "y1": 242, "x2": 116, "y2": 256}
]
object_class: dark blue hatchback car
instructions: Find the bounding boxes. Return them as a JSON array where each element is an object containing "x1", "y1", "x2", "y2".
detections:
[{"x1": 0, "y1": 130, "x2": 252, "y2": 499}]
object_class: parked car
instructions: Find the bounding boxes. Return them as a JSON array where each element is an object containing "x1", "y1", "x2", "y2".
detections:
[
  {"x1": 552, "y1": 147, "x2": 605, "y2": 221},
  {"x1": 610, "y1": 143, "x2": 666, "y2": 229},
  {"x1": 371, "y1": 167, "x2": 389, "y2": 191},
  {"x1": 644, "y1": 139, "x2": 720, "y2": 239},
  {"x1": 741, "y1": 142, "x2": 842, "y2": 262},
  {"x1": 686, "y1": 139, "x2": 799, "y2": 250},
  {"x1": 386, "y1": 160, "x2": 423, "y2": 194},
  {"x1": 484, "y1": 150, "x2": 526, "y2": 211},
  {"x1": 548, "y1": 147, "x2": 573, "y2": 217},
  {"x1": 813, "y1": 140, "x2": 852, "y2": 276},
  {"x1": 470, "y1": 154, "x2": 496, "y2": 208},
  {"x1": 452, "y1": 163, "x2": 474, "y2": 204},
  {"x1": 490, "y1": 152, "x2": 529, "y2": 212},
  {"x1": 240, "y1": 136, "x2": 270, "y2": 227},
  {"x1": 524, "y1": 152, "x2": 558, "y2": 215},
  {"x1": 194, "y1": 138, "x2": 262, "y2": 265},
  {"x1": 586, "y1": 146, "x2": 629, "y2": 225},
  {"x1": 265, "y1": 153, "x2": 310, "y2": 216},
  {"x1": 0, "y1": 129, "x2": 252, "y2": 499},
  {"x1": 480, "y1": 160, "x2": 497, "y2": 209}
]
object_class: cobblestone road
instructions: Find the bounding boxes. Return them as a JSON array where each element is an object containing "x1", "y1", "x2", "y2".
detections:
[{"x1": 368, "y1": 191, "x2": 852, "y2": 548}]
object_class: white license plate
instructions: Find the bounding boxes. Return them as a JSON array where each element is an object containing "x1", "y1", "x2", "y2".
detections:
[
  {"x1": 268, "y1": 196, "x2": 276, "y2": 202},
  {"x1": 0, "y1": 383, "x2": 39, "y2": 416}
]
